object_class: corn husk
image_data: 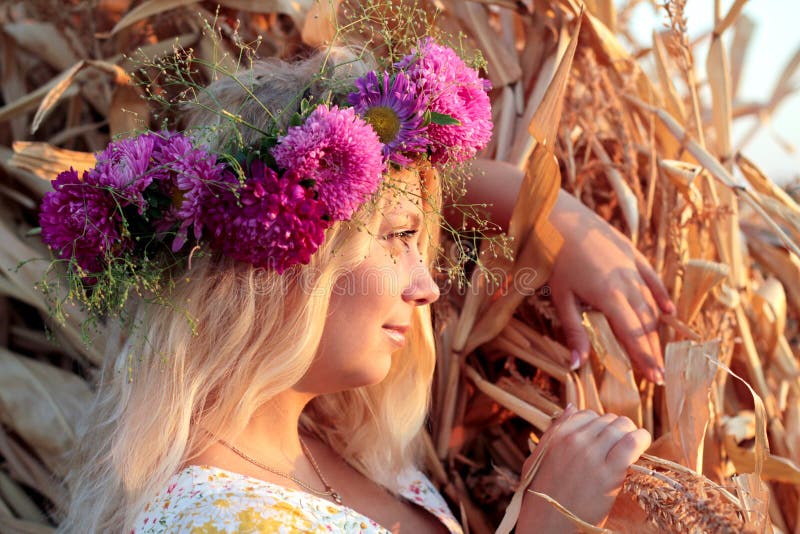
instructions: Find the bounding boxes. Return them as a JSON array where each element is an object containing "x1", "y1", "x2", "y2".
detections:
[{"x1": 1, "y1": 1, "x2": 799, "y2": 532}]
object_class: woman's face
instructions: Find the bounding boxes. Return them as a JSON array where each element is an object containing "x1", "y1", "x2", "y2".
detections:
[{"x1": 297, "y1": 169, "x2": 440, "y2": 394}]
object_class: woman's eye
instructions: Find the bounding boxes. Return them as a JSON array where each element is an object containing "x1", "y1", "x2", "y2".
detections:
[{"x1": 384, "y1": 229, "x2": 419, "y2": 247}]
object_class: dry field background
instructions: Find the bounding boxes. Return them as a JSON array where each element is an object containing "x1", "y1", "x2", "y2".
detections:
[{"x1": 0, "y1": 1, "x2": 799, "y2": 532}]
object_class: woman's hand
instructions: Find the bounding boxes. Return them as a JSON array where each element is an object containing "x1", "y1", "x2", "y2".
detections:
[
  {"x1": 463, "y1": 159, "x2": 674, "y2": 384},
  {"x1": 516, "y1": 406, "x2": 652, "y2": 533},
  {"x1": 548, "y1": 190, "x2": 674, "y2": 384}
]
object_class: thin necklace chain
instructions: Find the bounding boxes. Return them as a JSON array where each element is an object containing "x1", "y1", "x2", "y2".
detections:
[{"x1": 216, "y1": 435, "x2": 343, "y2": 505}]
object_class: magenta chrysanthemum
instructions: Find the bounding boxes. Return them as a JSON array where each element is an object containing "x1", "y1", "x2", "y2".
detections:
[
  {"x1": 203, "y1": 160, "x2": 329, "y2": 272},
  {"x1": 39, "y1": 168, "x2": 124, "y2": 273},
  {"x1": 152, "y1": 133, "x2": 230, "y2": 252},
  {"x1": 398, "y1": 38, "x2": 493, "y2": 164},
  {"x1": 89, "y1": 132, "x2": 168, "y2": 212},
  {"x1": 347, "y1": 70, "x2": 428, "y2": 164},
  {"x1": 271, "y1": 105, "x2": 384, "y2": 221}
]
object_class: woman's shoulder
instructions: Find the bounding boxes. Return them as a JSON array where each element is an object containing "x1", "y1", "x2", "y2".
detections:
[
  {"x1": 132, "y1": 464, "x2": 388, "y2": 533},
  {"x1": 396, "y1": 467, "x2": 464, "y2": 534}
]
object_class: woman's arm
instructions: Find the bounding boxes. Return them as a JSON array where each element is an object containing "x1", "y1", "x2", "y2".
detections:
[{"x1": 461, "y1": 159, "x2": 674, "y2": 384}]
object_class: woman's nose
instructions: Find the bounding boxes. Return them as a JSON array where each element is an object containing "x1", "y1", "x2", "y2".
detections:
[{"x1": 402, "y1": 263, "x2": 440, "y2": 306}]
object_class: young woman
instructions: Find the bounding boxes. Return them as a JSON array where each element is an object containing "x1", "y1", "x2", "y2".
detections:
[{"x1": 47, "y1": 42, "x2": 652, "y2": 533}]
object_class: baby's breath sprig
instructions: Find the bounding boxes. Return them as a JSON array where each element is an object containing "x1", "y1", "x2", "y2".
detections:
[
  {"x1": 132, "y1": 3, "x2": 509, "y2": 290},
  {"x1": 36, "y1": 3, "x2": 510, "y2": 342}
]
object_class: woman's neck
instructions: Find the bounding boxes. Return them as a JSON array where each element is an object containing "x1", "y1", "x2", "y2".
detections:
[
  {"x1": 189, "y1": 388, "x2": 327, "y2": 491},
  {"x1": 242, "y1": 388, "x2": 316, "y2": 461}
]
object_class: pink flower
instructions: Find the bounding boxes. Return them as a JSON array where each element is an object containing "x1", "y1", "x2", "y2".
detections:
[
  {"x1": 203, "y1": 160, "x2": 330, "y2": 272},
  {"x1": 398, "y1": 38, "x2": 493, "y2": 163},
  {"x1": 89, "y1": 132, "x2": 166, "y2": 213},
  {"x1": 151, "y1": 133, "x2": 230, "y2": 252},
  {"x1": 39, "y1": 168, "x2": 125, "y2": 273},
  {"x1": 272, "y1": 105, "x2": 385, "y2": 221}
]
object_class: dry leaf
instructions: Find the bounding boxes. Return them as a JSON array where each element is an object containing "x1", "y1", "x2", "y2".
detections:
[
  {"x1": 663, "y1": 341, "x2": 719, "y2": 472},
  {"x1": 528, "y1": 13, "x2": 581, "y2": 147},
  {"x1": 582, "y1": 311, "x2": 642, "y2": 426},
  {"x1": 109, "y1": 0, "x2": 201, "y2": 36},
  {"x1": 528, "y1": 491, "x2": 613, "y2": 533},
  {"x1": 30, "y1": 61, "x2": 85, "y2": 134},
  {"x1": 706, "y1": 30, "x2": 732, "y2": 161},
  {"x1": 3, "y1": 21, "x2": 80, "y2": 71},
  {"x1": 10, "y1": 141, "x2": 95, "y2": 180},
  {"x1": 723, "y1": 412, "x2": 800, "y2": 485},
  {"x1": 464, "y1": 365, "x2": 551, "y2": 431},
  {"x1": 676, "y1": 260, "x2": 729, "y2": 324},
  {"x1": 108, "y1": 83, "x2": 148, "y2": 138},
  {"x1": 447, "y1": 1, "x2": 522, "y2": 88},
  {"x1": 729, "y1": 14, "x2": 755, "y2": 101},
  {"x1": 0, "y1": 348, "x2": 92, "y2": 476},
  {"x1": 0, "y1": 470, "x2": 48, "y2": 523}
]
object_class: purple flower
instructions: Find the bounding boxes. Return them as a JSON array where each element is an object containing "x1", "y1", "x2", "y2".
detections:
[
  {"x1": 397, "y1": 38, "x2": 493, "y2": 164},
  {"x1": 271, "y1": 105, "x2": 384, "y2": 221},
  {"x1": 39, "y1": 168, "x2": 124, "y2": 273},
  {"x1": 203, "y1": 160, "x2": 330, "y2": 273},
  {"x1": 152, "y1": 133, "x2": 230, "y2": 252},
  {"x1": 89, "y1": 132, "x2": 168, "y2": 212},
  {"x1": 347, "y1": 70, "x2": 428, "y2": 164}
]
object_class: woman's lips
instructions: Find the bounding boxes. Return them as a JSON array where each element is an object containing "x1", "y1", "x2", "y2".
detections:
[{"x1": 382, "y1": 325, "x2": 408, "y2": 347}]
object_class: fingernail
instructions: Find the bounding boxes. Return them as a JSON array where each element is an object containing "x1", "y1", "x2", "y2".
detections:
[
  {"x1": 570, "y1": 350, "x2": 581, "y2": 370},
  {"x1": 653, "y1": 368, "x2": 665, "y2": 386},
  {"x1": 664, "y1": 300, "x2": 676, "y2": 314}
]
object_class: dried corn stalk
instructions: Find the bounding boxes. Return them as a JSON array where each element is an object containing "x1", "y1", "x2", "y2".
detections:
[{"x1": 0, "y1": 1, "x2": 798, "y2": 532}]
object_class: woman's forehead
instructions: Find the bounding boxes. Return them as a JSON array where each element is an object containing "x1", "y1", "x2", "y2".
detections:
[
  {"x1": 383, "y1": 168, "x2": 422, "y2": 203},
  {"x1": 381, "y1": 186, "x2": 422, "y2": 224}
]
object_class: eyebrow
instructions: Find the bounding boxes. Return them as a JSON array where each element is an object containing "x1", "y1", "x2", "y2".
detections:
[{"x1": 384, "y1": 211, "x2": 422, "y2": 228}]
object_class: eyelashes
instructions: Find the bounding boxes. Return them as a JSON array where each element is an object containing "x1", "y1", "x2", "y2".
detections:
[
  {"x1": 383, "y1": 229, "x2": 420, "y2": 250},
  {"x1": 385, "y1": 229, "x2": 419, "y2": 240}
]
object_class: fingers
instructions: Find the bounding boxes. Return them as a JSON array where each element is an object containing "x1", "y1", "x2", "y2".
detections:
[
  {"x1": 607, "y1": 292, "x2": 665, "y2": 385},
  {"x1": 542, "y1": 410, "x2": 650, "y2": 472},
  {"x1": 537, "y1": 406, "x2": 590, "y2": 448},
  {"x1": 552, "y1": 408, "x2": 602, "y2": 437},
  {"x1": 606, "y1": 428, "x2": 652, "y2": 471},
  {"x1": 536, "y1": 409, "x2": 602, "y2": 458},
  {"x1": 551, "y1": 287, "x2": 590, "y2": 369},
  {"x1": 631, "y1": 292, "x2": 665, "y2": 379},
  {"x1": 526, "y1": 404, "x2": 577, "y2": 458},
  {"x1": 574, "y1": 413, "x2": 651, "y2": 474},
  {"x1": 634, "y1": 251, "x2": 675, "y2": 315},
  {"x1": 592, "y1": 416, "x2": 637, "y2": 461}
]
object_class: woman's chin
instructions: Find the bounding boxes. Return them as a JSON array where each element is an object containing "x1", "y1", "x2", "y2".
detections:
[{"x1": 342, "y1": 355, "x2": 394, "y2": 390}]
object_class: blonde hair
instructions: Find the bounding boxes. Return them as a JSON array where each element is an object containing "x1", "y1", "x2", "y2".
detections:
[{"x1": 58, "y1": 49, "x2": 441, "y2": 532}]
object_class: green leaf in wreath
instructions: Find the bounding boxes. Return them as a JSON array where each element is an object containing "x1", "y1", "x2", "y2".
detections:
[{"x1": 428, "y1": 111, "x2": 461, "y2": 126}]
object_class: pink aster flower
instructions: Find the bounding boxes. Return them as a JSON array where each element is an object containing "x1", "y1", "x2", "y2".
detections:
[
  {"x1": 203, "y1": 160, "x2": 330, "y2": 273},
  {"x1": 347, "y1": 70, "x2": 428, "y2": 164},
  {"x1": 39, "y1": 168, "x2": 124, "y2": 273},
  {"x1": 89, "y1": 132, "x2": 167, "y2": 212},
  {"x1": 398, "y1": 38, "x2": 493, "y2": 164},
  {"x1": 152, "y1": 133, "x2": 230, "y2": 252},
  {"x1": 271, "y1": 105, "x2": 384, "y2": 221}
]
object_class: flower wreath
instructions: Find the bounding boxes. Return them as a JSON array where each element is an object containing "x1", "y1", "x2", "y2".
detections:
[{"x1": 38, "y1": 37, "x2": 493, "y2": 316}]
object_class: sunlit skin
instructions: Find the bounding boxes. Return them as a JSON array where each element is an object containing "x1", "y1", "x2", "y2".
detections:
[
  {"x1": 518, "y1": 406, "x2": 651, "y2": 532},
  {"x1": 190, "y1": 168, "x2": 651, "y2": 532},
  {"x1": 191, "y1": 169, "x2": 447, "y2": 533},
  {"x1": 299, "y1": 169, "x2": 439, "y2": 393},
  {"x1": 462, "y1": 159, "x2": 675, "y2": 384}
]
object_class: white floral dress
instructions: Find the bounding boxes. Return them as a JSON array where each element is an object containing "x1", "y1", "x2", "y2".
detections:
[{"x1": 132, "y1": 464, "x2": 463, "y2": 533}]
